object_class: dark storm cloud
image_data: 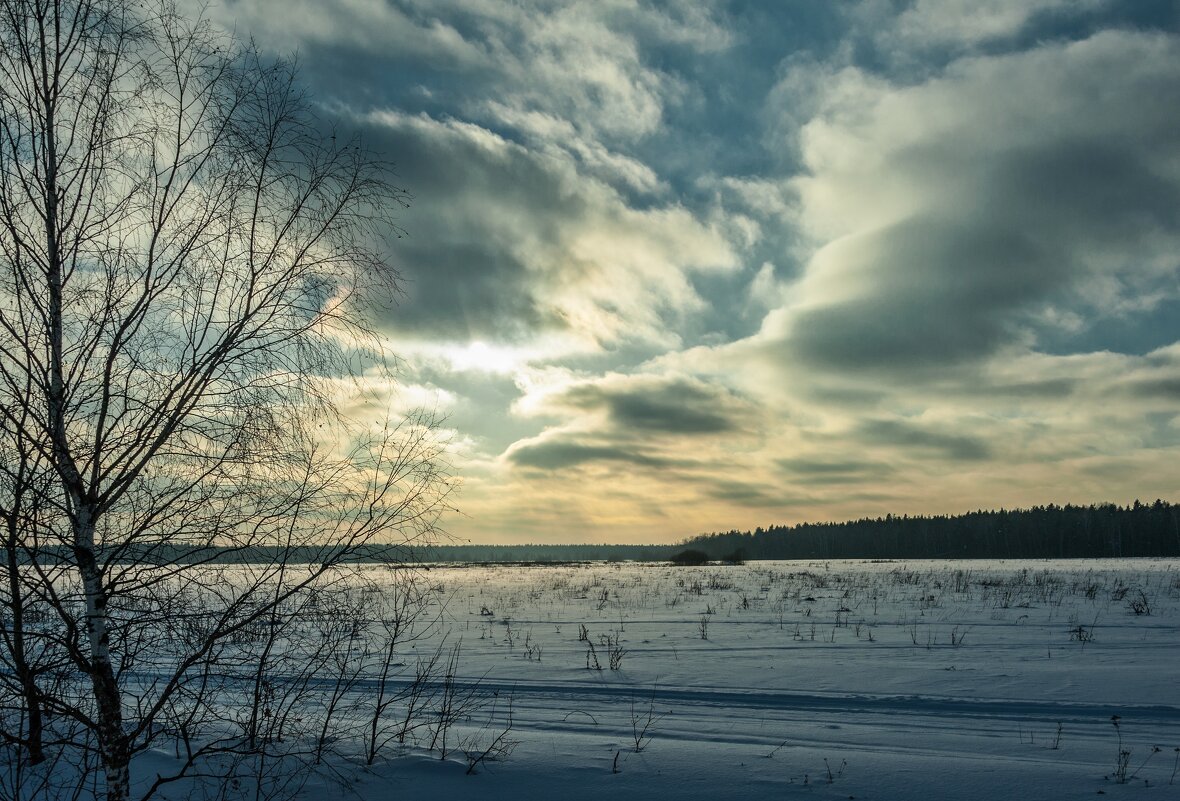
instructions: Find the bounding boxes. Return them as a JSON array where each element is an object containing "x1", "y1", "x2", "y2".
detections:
[
  {"x1": 785, "y1": 219, "x2": 1051, "y2": 371},
  {"x1": 609, "y1": 392, "x2": 730, "y2": 434},
  {"x1": 558, "y1": 376, "x2": 743, "y2": 435},
  {"x1": 979, "y1": 378, "x2": 1078, "y2": 400},
  {"x1": 776, "y1": 457, "x2": 890, "y2": 485},
  {"x1": 505, "y1": 440, "x2": 678, "y2": 471},
  {"x1": 503, "y1": 374, "x2": 755, "y2": 473},
  {"x1": 703, "y1": 479, "x2": 788, "y2": 507},
  {"x1": 349, "y1": 111, "x2": 737, "y2": 352},
  {"x1": 1123, "y1": 378, "x2": 1180, "y2": 401},
  {"x1": 856, "y1": 419, "x2": 992, "y2": 461},
  {"x1": 777, "y1": 458, "x2": 879, "y2": 475},
  {"x1": 349, "y1": 114, "x2": 575, "y2": 341},
  {"x1": 773, "y1": 30, "x2": 1180, "y2": 378}
]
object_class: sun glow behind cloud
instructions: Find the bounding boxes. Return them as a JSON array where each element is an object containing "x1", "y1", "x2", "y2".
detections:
[{"x1": 444, "y1": 341, "x2": 525, "y2": 375}]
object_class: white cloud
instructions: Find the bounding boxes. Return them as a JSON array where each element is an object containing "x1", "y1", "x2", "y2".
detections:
[
  {"x1": 888, "y1": 0, "x2": 1106, "y2": 48},
  {"x1": 763, "y1": 30, "x2": 1180, "y2": 373},
  {"x1": 211, "y1": 0, "x2": 488, "y2": 67},
  {"x1": 362, "y1": 109, "x2": 738, "y2": 351}
]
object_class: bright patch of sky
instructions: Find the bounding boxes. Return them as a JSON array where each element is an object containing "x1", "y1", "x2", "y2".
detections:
[{"x1": 212, "y1": 0, "x2": 1180, "y2": 543}]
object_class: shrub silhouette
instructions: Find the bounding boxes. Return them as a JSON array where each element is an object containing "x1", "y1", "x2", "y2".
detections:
[
  {"x1": 721, "y1": 548, "x2": 745, "y2": 565},
  {"x1": 670, "y1": 549, "x2": 710, "y2": 566}
]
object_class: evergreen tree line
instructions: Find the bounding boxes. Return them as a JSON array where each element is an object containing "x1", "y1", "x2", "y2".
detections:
[{"x1": 682, "y1": 501, "x2": 1180, "y2": 560}]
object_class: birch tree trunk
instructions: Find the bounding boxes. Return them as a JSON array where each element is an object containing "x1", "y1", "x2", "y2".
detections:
[{"x1": 0, "y1": 2, "x2": 447, "y2": 799}]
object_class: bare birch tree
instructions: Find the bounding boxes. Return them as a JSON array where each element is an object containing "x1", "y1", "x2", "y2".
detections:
[{"x1": 0, "y1": 1, "x2": 449, "y2": 799}]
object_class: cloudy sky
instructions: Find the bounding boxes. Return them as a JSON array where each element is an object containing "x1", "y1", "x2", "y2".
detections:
[{"x1": 214, "y1": 0, "x2": 1180, "y2": 544}]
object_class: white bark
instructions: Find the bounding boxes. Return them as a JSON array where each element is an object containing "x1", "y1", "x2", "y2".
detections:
[{"x1": 0, "y1": 2, "x2": 446, "y2": 799}]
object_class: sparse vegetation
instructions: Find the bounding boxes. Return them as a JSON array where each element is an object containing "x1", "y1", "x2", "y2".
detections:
[
  {"x1": 0, "y1": 551, "x2": 1174, "y2": 798},
  {"x1": 629, "y1": 691, "x2": 666, "y2": 753}
]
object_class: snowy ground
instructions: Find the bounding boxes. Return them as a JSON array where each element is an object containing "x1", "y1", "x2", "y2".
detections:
[{"x1": 143, "y1": 559, "x2": 1180, "y2": 800}]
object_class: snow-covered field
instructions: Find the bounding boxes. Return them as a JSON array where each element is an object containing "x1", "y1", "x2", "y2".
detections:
[{"x1": 140, "y1": 559, "x2": 1180, "y2": 800}]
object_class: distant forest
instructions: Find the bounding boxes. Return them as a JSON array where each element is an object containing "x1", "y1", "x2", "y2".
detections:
[
  {"x1": 427, "y1": 501, "x2": 1180, "y2": 562},
  {"x1": 677, "y1": 501, "x2": 1180, "y2": 560},
  {"x1": 119, "y1": 501, "x2": 1180, "y2": 564}
]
